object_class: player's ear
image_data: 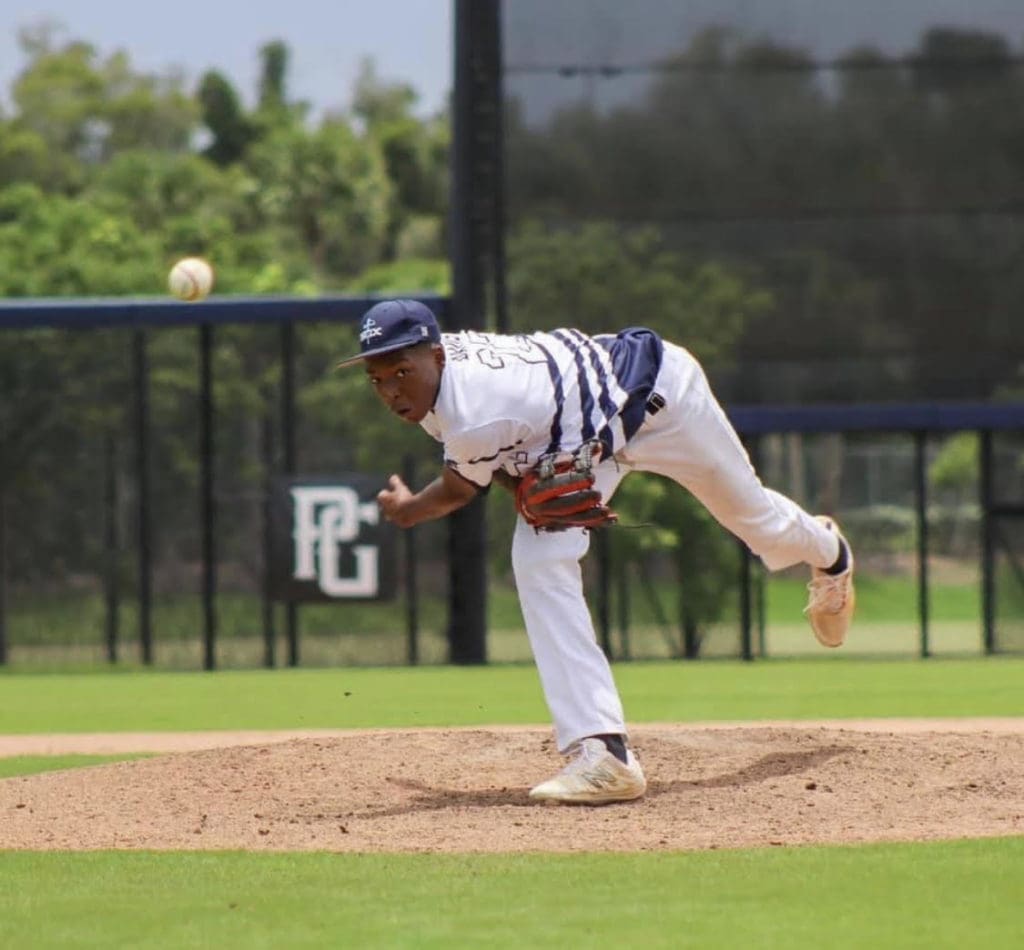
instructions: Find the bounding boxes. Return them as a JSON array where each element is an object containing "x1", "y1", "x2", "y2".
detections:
[{"x1": 432, "y1": 343, "x2": 446, "y2": 370}]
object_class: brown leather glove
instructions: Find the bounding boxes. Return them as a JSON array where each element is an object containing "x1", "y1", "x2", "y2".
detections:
[{"x1": 514, "y1": 444, "x2": 617, "y2": 531}]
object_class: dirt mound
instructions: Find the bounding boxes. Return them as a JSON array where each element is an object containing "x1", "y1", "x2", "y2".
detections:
[{"x1": 1, "y1": 725, "x2": 1021, "y2": 853}]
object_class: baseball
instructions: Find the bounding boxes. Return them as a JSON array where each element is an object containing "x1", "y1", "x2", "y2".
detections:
[{"x1": 168, "y1": 257, "x2": 215, "y2": 302}]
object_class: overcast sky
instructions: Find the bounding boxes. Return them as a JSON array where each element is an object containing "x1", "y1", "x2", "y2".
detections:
[{"x1": 0, "y1": 0, "x2": 452, "y2": 117}]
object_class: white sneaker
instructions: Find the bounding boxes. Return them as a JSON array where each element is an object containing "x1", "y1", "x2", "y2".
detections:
[
  {"x1": 805, "y1": 516, "x2": 855, "y2": 648},
  {"x1": 529, "y1": 737, "x2": 647, "y2": 805}
]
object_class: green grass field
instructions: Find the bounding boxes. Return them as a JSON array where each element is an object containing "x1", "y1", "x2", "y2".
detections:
[
  {"x1": 2, "y1": 658, "x2": 1023, "y2": 733},
  {"x1": 0, "y1": 754, "x2": 149, "y2": 778},
  {"x1": 1, "y1": 660, "x2": 1021, "y2": 948},
  {"x1": 1, "y1": 841, "x2": 1022, "y2": 949}
]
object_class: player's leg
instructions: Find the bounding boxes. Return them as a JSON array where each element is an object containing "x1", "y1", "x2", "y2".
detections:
[
  {"x1": 512, "y1": 464, "x2": 646, "y2": 802},
  {"x1": 511, "y1": 479, "x2": 624, "y2": 752},
  {"x1": 624, "y1": 342, "x2": 854, "y2": 646}
]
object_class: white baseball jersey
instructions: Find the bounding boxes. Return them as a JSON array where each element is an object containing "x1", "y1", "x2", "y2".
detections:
[{"x1": 419, "y1": 327, "x2": 664, "y2": 488}]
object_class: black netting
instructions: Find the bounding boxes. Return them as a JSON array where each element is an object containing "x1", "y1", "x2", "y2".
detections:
[
  {"x1": 0, "y1": 319, "x2": 451, "y2": 669},
  {"x1": 503, "y1": 0, "x2": 1024, "y2": 403}
]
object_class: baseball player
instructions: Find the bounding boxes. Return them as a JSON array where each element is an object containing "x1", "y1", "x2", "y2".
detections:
[{"x1": 337, "y1": 299, "x2": 855, "y2": 805}]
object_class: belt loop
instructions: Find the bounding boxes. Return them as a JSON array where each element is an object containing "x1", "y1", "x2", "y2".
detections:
[{"x1": 646, "y1": 392, "x2": 666, "y2": 416}]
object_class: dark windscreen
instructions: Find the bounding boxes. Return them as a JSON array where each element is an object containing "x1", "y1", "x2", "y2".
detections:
[{"x1": 503, "y1": 0, "x2": 1024, "y2": 403}]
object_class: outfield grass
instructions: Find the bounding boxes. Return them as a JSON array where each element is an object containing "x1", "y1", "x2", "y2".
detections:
[
  {"x1": 0, "y1": 840, "x2": 1021, "y2": 949},
  {"x1": 1, "y1": 658, "x2": 1022, "y2": 734},
  {"x1": 0, "y1": 754, "x2": 147, "y2": 779}
]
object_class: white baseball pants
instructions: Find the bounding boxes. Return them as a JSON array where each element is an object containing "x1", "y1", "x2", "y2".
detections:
[{"x1": 511, "y1": 342, "x2": 840, "y2": 752}]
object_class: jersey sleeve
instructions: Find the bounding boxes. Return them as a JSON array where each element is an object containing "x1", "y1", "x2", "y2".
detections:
[{"x1": 443, "y1": 421, "x2": 525, "y2": 489}]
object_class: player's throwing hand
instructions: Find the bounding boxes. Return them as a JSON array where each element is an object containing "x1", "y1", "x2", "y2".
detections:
[{"x1": 377, "y1": 474, "x2": 414, "y2": 526}]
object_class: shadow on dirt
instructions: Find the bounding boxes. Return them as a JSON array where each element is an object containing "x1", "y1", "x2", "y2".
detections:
[{"x1": 353, "y1": 745, "x2": 853, "y2": 818}]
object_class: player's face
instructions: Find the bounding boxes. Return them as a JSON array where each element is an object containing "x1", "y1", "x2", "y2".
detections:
[{"x1": 364, "y1": 344, "x2": 444, "y2": 423}]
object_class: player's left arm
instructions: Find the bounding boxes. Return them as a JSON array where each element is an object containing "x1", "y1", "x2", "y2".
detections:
[{"x1": 377, "y1": 467, "x2": 480, "y2": 528}]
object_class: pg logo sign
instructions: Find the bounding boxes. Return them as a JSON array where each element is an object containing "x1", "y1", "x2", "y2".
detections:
[{"x1": 270, "y1": 476, "x2": 395, "y2": 602}]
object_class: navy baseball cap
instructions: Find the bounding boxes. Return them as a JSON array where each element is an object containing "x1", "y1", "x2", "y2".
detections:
[{"x1": 336, "y1": 299, "x2": 442, "y2": 368}]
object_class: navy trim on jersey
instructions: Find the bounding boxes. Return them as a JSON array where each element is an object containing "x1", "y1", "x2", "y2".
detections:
[
  {"x1": 552, "y1": 330, "x2": 596, "y2": 444},
  {"x1": 445, "y1": 459, "x2": 488, "y2": 490},
  {"x1": 467, "y1": 440, "x2": 524, "y2": 465},
  {"x1": 594, "y1": 327, "x2": 664, "y2": 442},
  {"x1": 566, "y1": 329, "x2": 620, "y2": 458},
  {"x1": 531, "y1": 338, "x2": 565, "y2": 455}
]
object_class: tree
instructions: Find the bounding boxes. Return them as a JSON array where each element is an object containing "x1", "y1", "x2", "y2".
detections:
[
  {"x1": 258, "y1": 41, "x2": 289, "y2": 112},
  {"x1": 0, "y1": 29, "x2": 459, "y2": 621},
  {"x1": 244, "y1": 118, "x2": 393, "y2": 280},
  {"x1": 10, "y1": 28, "x2": 196, "y2": 183},
  {"x1": 353, "y1": 59, "x2": 449, "y2": 259},
  {"x1": 506, "y1": 221, "x2": 768, "y2": 361},
  {"x1": 198, "y1": 71, "x2": 255, "y2": 167}
]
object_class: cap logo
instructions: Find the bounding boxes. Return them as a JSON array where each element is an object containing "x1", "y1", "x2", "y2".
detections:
[{"x1": 360, "y1": 317, "x2": 384, "y2": 344}]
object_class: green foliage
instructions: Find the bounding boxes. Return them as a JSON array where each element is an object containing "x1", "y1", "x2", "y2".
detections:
[
  {"x1": 243, "y1": 118, "x2": 392, "y2": 280},
  {"x1": 0, "y1": 36, "x2": 456, "y2": 604},
  {"x1": 610, "y1": 476, "x2": 739, "y2": 653},
  {"x1": 507, "y1": 222, "x2": 770, "y2": 362},
  {"x1": 0, "y1": 182, "x2": 164, "y2": 294},
  {"x1": 10, "y1": 29, "x2": 196, "y2": 188},
  {"x1": 347, "y1": 257, "x2": 450, "y2": 295},
  {"x1": 353, "y1": 59, "x2": 450, "y2": 257},
  {"x1": 257, "y1": 41, "x2": 290, "y2": 113},
  {"x1": 197, "y1": 71, "x2": 255, "y2": 167},
  {"x1": 929, "y1": 433, "x2": 979, "y2": 494}
]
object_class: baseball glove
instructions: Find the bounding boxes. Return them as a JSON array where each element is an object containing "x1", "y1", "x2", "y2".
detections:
[{"x1": 515, "y1": 443, "x2": 618, "y2": 531}]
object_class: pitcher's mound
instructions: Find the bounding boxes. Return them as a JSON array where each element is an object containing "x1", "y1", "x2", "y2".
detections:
[{"x1": 1, "y1": 724, "x2": 1021, "y2": 852}]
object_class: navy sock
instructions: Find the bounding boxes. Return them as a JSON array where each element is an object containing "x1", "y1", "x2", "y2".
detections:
[
  {"x1": 593, "y1": 733, "x2": 629, "y2": 764},
  {"x1": 825, "y1": 539, "x2": 849, "y2": 576}
]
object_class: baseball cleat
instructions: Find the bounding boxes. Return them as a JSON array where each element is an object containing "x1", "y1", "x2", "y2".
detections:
[
  {"x1": 805, "y1": 516, "x2": 855, "y2": 648},
  {"x1": 529, "y1": 737, "x2": 647, "y2": 805}
]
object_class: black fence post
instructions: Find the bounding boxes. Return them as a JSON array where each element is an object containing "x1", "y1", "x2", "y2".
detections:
[
  {"x1": 490, "y1": 6, "x2": 508, "y2": 336},
  {"x1": 103, "y1": 432, "x2": 119, "y2": 664},
  {"x1": 281, "y1": 321, "x2": 299, "y2": 667},
  {"x1": 260, "y1": 402, "x2": 276, "y2": 669},
  {"x1": 0, "y1": 486, "x2": 7, "y2": 666},
  {"x1": 446, "y1": 497, "x2": 488, "y2": 664},
  {"x1": 595, "y1": 528, "x2": 612, "y2": 659},
  {"x1": 914, "y1": 431, "x2": 930, "y2": 658},
  {"x1": 616, "y1": 556, "x2": 631, "y2": 660},
  {"x1": 199, "y1": 322, "x2": 217, "y2": 671},
  {"x1": 980, "y1": 429, "x2": 995, "y2": 654},
  {"x1": 133, "y1": 329, "x2": 153, "y2": 665},
  {"x1": 755, "y1": 567, "x2": 766, "y2": 658},
  {"x1": 403, "y1": 454, "x2": 420, "y2": 666},
  {"x1": 739, "y1": 434, "x2": 759, "y2": 661},
  {"x1": 739, "y1": 542, "x2": 753, "y2": 661},
  {"x1": 447, "y1": 0, "x2": 499, "y2": 665}
]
